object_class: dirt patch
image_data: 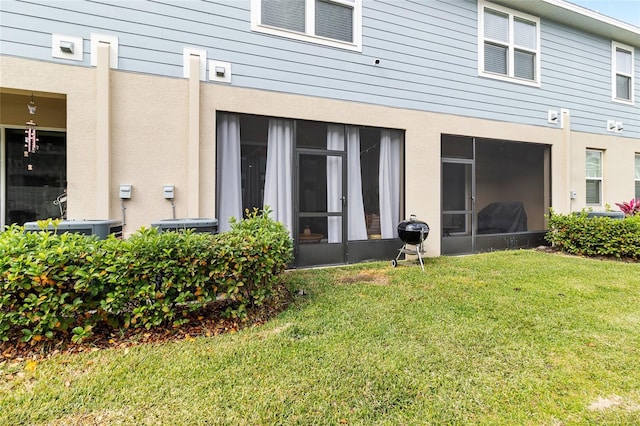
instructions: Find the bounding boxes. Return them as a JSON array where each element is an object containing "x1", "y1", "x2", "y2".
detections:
[
  {"x1": 337, "y1": 269, "x2": 390, "y2": 285},
  {"x1": 587, "y1": 395, "x2": 640, "y2": 412}
]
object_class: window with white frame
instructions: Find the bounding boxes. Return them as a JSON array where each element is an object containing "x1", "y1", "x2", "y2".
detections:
[
  {"x1": 612, "y1": 41, "x2": 634, "y2": 104},
  {"x1": 586, "y1": 149, "x2": 603, "y2": 205},
  {"x1": 635, "y1": 154, "x2": 640, "y2": 199},
  {"x1": 478, "y1": 0, "x2": 540, "y2": 86},
  {"x1": 251, "y1": 0, "x2": 362, "y2": 51}
]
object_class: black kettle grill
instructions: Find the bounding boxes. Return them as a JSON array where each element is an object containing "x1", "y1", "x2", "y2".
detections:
[{"x1": 392, "y1": 215, "x2": 429, "y2": 271}]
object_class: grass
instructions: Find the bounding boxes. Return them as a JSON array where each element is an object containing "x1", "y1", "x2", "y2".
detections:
[{"x1": 1, "y1": 250, "x2": 640, "y2": 425}]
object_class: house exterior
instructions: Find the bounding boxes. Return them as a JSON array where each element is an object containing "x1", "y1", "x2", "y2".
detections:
[{"x1": 1, "y1": 0, "x2": 639, "y2": 266}]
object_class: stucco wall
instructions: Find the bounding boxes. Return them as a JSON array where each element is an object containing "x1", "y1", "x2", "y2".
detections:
[{"x1": 3, "y1": 56, "x2": 640, "y2": 256}]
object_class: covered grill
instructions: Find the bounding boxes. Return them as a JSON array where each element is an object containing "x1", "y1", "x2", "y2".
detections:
[{"x1": 392, "y1": 215, "x2": 430, "y2": 271}]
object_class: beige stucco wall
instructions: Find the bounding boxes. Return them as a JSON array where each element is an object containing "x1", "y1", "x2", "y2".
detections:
[{"x1": 3, "y1": 56, "x2": 640, "y2": 256}]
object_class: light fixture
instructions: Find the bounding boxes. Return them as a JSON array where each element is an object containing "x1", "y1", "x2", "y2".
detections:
[
  {"x1": 27, "y1": 93, "x2": 37, "y2": 115},
  {"x1": 215, "y1": 66, "x2": 226, "y2": 77},
  {"x1": 547, "y1": 110, "x2": 558, "y2": 124},
  {"x1": 616, "y1": 122, "x2": 624, "y2": 133},
  {"x1": 607, "y1": 120, "x2": 616, "y2": 131}
]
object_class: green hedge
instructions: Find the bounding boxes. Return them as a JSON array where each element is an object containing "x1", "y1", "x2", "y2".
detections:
[
  {"x1": 545, "y1": 210, "x2": 640, "y2": 260},
  {"x1": 0, "y1": 210, "x2": 292, "y2": 343}
]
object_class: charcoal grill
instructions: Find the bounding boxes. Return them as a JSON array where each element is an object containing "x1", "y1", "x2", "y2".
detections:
[{"x1": 391, "y1": 215, "x2": 429, "y2": 271}]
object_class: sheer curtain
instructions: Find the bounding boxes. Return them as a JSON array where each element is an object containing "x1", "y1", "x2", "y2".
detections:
[
  {"x1": 327, "y1": 125, "x2": 368, "y2": 242},
  {"x1": 379, "y1": 129, "x2": 401, "y2": 239},
  {"x1": 216, "y1": 113, "x2": 242, "y2": 233},
  {"x1": 326, "y1": 125, "x2": 343, "y2": 243},
  {"x1": 347, "y1": 126, "x2": 368, "y2": 241},
  {"x1": 264, "y1": 119, "x2": 293, "y2": 234}
]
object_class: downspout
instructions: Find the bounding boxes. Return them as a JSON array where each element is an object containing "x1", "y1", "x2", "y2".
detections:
[
  {"x1": 188, "y1": 54, "x2": 201, "y2": 218},
  {"x1": 96, "y1": 41, "x2": 111, "y2": 218},
  {"x1": 561, "y1": 108, "x2": 572, "y2": 212}
]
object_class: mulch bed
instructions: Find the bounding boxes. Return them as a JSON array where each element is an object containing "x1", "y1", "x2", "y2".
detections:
[{"x1": 0, "y1": 284, "x2": 292, "y2": 362}]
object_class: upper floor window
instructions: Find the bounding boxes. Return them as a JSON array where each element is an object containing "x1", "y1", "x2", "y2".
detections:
[
  {"x1": 586, "y1": 149, "x2": 603, "y2": 205},
  {"x1": 478, "y1": 0, "x2": 540, "y2": 87},
  {"x1": 612, "y1": 41, "x2": 634, "y2": 104},
  {"x1": 251, "y1": 0, "x2": 362, "y2": 51}
]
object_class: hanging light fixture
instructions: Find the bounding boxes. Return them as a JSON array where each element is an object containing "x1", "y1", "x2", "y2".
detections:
[{"x1": 27, "y1": 93, "x2": 37, "y2": 115}]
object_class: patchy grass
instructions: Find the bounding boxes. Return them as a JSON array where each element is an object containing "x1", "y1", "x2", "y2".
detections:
[{"x1": 1, "y1": 250, "x2": 639, "y2": 425}]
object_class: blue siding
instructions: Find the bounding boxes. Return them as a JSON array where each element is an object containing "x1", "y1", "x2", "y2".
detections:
[{"x1": 1, "y1": 0, "x2": 638, "y2": 137}]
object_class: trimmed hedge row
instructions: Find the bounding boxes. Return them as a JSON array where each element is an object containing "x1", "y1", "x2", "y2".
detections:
[
  {"x1": 545, "y1": 210, "x2": 640, "y2": 260},
  {"x1": 0, "y1": 209, "x2": 292, "y2": 343}
]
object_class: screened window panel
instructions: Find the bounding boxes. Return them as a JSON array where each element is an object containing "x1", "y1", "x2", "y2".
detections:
[
  {"x1": 484, "y1": 9, "x2": 509, "y2": 42},
  {"x1": 262, "y1": 0, "x2": 305, "y2": 33},
  {"x1": 315, "y1": 0, "x2": 353, "y2": 42},
  {"x1": 585, "y1": 151, "x2": 602, "y2": 178},
  {"x1": 514, "y1": 18, "x2": 536, "y2": 49},
  {"x1": 636, "y1": 181, "x2": 640, "y2": 200},
  {"x1": 514, "y1": 49, "x2": 535, "y2": 80},
  {"x1": 635, "y1": 154, "x2": 640, "y2": 179},
  {"x1": 616, "y1": 48, "x2": 632, "y2": 74},
  {"x1": 484, "y1": 42, "x2": 507, "y2": 75},
  {"x1": 586, "y1": 180, "x2": 601, "y2": 204},
  {"x1": 616, "y1": 75, "x2": 631, "y2": 100}
]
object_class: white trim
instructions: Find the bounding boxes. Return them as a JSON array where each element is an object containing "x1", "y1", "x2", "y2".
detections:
[
  {"x1": 183, "y1": 47, "x2": 207, "y2": 81},
  {"x1": 635, "y1": 153, "x2": 640, "y2": 199},
  {"x1": 541, "y1": 0, "x2": 640, "y2": 35},
  {"x1": 251, "y1": 0, "x2": 362, "y2": 52},
  {"x1": 611, "y1": 41, "x2": 635, "y2": 105},
  {"x1": 478, "y1": 0, "x2": 541, "y2": 87},
  {"x1": 90, "y1": 33, "x2": 118, "y2": 69},
  {"x1": 0, "y1": 127, "x2": 5, "y2": 229}
]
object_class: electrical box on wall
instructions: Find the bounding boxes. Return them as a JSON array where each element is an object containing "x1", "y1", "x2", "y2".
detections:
[
  {"x1": 163, "y1": 185, "x2": 175, "y2": 199},
  {"x1": 119, "y1": 184, "x2": 132, "y2": 199}
]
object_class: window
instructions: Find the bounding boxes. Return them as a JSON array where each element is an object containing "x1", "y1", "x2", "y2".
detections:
[
  {"x1": 612, "y1": 41, "x2": 634, "y2": 104},
  {"x1": 478, "y1": 0, "x2": 540, "y2": 86},
  {"x1": 635, "y1": 154, "x2": 640, "y2": 199},
  {"x1": 251, "y1": 0, "x2": 362, "y2": 51},
  {"x1": 586, "y1": 149, "x2": 603, "y2": 205}
]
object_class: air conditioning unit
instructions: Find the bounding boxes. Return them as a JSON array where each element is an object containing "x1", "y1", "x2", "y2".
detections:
[
  {"x1": 151, "y1": 218, "x2": 218, "y2": 234},
  {"x1": 23, "y1": 219, "x2": 123, "y2": 239}
]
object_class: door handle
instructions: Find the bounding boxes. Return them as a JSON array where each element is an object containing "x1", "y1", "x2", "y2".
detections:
[{"x1": 341, "y1": 196, "x2": 347, "y2": 206}]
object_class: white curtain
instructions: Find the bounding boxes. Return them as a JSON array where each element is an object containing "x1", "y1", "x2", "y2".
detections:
[
  {"x1": 216, "y1": 113, "x2": 242, "y2": 233},
  {"x1": 326, "y1": 125, "x2": 344, "y2": 243},
  {"x1": 327, "y1": 125, "x2": 368, "y2": 243},
  {"x1": 347, "y1": 127, "x2": 368, "y2": 241},
  {"x1": 379, "y1": 129, "x2": 401, "y2": 239},
  {"x1": 264, "y1": 119, "x2": 293, "y2": 234}
]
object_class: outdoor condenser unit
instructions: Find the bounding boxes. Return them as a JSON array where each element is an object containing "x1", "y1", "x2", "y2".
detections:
[
  {"x1": 23, "y1": 219, "x2": 123, "y2": 239},
  {"x1": 151, "y1": 218, "x2": 219, "y2": 234}
]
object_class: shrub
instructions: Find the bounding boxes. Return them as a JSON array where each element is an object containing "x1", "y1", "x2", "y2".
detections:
[
  {"x1": 546, "y1": 210, "x2": 640, "y2": 259},
  {"x1": 615, "y1": 198, "x2": 640, "y2": 217},
  {"x1": 0, "y1": 211, "x2": 292, "y2": 343}
]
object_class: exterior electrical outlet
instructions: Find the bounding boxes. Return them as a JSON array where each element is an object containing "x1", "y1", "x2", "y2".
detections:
[{"x1": 163, "y1": 185, "x2": 175, "y2": 199}]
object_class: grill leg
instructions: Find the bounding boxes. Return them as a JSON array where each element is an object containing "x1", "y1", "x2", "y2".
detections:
[{"x1": 416, "y1": 244, "x2": 425, "y2": 272}]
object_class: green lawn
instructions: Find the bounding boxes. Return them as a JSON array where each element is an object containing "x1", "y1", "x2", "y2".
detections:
[{"x1": 1, "y1": 250, "x2": 639, "y2": 425}]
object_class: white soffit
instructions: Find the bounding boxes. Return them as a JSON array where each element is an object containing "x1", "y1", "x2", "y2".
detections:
[{"x1": 491, "y1": 0, "x2": 640, "y2": 46}]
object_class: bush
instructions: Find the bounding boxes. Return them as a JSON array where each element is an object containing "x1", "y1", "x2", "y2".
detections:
[
  {"x1": 546, "y1": 210, "x2": 640, "y2": 259},
  {"x1": 0, "y1": 211, "x2": 292, "y2": 343}
]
